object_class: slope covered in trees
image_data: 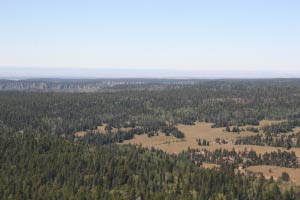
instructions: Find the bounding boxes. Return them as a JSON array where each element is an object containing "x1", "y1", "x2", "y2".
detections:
[
  {"x1": 1, "y1": 130, "x2": 299, "y2": 200},
  {"x1": 1, "y1": 79, "x2": 300, "y2": 139},
  {"x1": 2, "y1": 79, "x2": 300, "y2": 199},
  {"x1": 235, "y1": 120, "x2": 300, "y2": 148}
]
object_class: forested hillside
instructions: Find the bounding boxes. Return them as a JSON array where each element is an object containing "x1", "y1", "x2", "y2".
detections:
[
  {"x1": 1, "y1": 79, "x2": 300, "y2": 137},
  {"x1": 2, "y1": 79, "x2": 300, "y2": 199},
  {"x1": 1, "y1": 129, "x2": 299, "y2": 200}
]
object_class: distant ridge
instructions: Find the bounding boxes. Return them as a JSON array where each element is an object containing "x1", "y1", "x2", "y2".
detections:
[
  {"x1": 1, "y1": 67, "x2": 300, "y2": 79},
  {"x1": 1, "y1": 78, "x2": 300, "y2": 92}
]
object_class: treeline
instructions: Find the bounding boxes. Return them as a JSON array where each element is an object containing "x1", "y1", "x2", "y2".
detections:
[
  {"x1": 160, "y1": 126, "x2": 185, "y2": 138},
  {"x1": 225, "y1": 120, "x2": 300, "y2": 135},
  {"x1": 235, "y1": 120, "x2": 300, "y2": 148},
  {"x1": 2, "y1": 79, "x2": 300, "y2": 138},
  {"x1": 81, "y1": 124, "x2": 185, "y2": 145},
  {"x1": 81, "y1": 128, "x2": 144, "y2": 144},
  {"x1": 225, "y1": 126, "x2": 259, "y2": 133},
  {"x1": 262, "y1": 120, "x2": 300, "y2": 135},
  {"x1": 196, "y1": 138, "x2": 210, "y2": 146},
  {"x1": 0, "y1": 78, "x2": 201, "y2": 92},
  {"x1": 181, "y1": 148, "x2": 299, "y2": 169},
  {"x1": 235, "y1": 133, "x2": 300, "y2": 149},
  {"x1": 1, "y1": 130, "x2": 300, "y2": 200}
]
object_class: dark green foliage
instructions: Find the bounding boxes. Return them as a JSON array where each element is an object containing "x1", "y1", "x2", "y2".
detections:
[
  {"x1": 170, "y1": 128, "x2": 185, "y2": 138},
  {"x1": 82, "y1": 128, "x2": 144, "y2": 144},
  {"x1": 147, "y1": 131, "x2": 155, "y2": 137},
  {"x1": 161, "y1": 125, "x2": 185, "y2": 138},
  {"x1": 1, "y1": 79, "x2": 300, "y2": 199},
  {"x1": 225, "y1": 126, "x2": 231, "y2": 132},
  {"x1": 246, "y1": 126, "x2": 259, "y2": 133},
  {"x1": 183, "y1": 148, "x2": 299, "y2": 168},
  {"x1": 235, "y1": 132, "x2": 300, "y2": 148},
  {"x1": 197, "y1": 138, "x2": 210, "y2": 146},
  {"x1": 262, "y1": 121, "x2": 295, "y2": 135},
  {"x1": 232, "y1": 126, "x2": 241, "y2": 133},
  {"x1": 1, "y1": 131, "x2": 299, "y2": 200},
  {"x1": 280, "y1": 172, "x2": 290, "y2": 182},
  {"x1": 2, "y1": 79, "x2": 300, "y2": 138},
  {"x1": 235, "y1": 120, "x2": 300, "y2": 148}
]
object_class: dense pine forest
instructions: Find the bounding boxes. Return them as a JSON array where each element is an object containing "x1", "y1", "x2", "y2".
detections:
[
  {"x1": 1, "y1": 129, "x2": 300, "y2": 200},
  {"x1": 181, "y1": 148, "x2": 300, "y2": 168},
  {"x1": 235, "y1": 120, "x2": 300, "y2": 148},
  {"x1": 1, "y1": 79, "x2": 300, "y2": 199},
  {"x1": 2, "y1": 79, "x2": 300, "y2": 136}
]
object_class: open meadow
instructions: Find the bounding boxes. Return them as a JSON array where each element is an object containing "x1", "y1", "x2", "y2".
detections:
[
  {"x1": 246, "y1": 165, "x2": 300, "y2": 184},
  {"x1": 122, "y1": 120, "x2": 300, "y2": 155}
]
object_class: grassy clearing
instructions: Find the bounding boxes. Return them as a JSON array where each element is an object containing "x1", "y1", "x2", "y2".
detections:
[
  {"x1": 246, "y1": 165, "x2": 300, "y2": 184},
  {"x1": 259, "y1": 120, "x2": 288, "y2": 127},
  {"x1": 201, "y1": 163, "x2": 220, "y2": 169},
  {"x1": 75, "y1": 124, "x2": 135, "y2": 137},
  {"x1": 122, "y1": 121, "x2": 300, "y2": 156},
  {"x1": 118, "y1": 120, "x2": 300, "y2": 184}
]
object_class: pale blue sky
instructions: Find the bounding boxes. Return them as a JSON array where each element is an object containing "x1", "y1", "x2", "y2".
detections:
[{"x1": 0, "y1": 0, "x2": 300, "y2": 71}]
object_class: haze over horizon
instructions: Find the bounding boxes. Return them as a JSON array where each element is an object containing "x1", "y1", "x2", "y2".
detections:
[
  {"x1": 1, "y1": 1, "x2": 299, "y2": 77},
  {"x1": 1, "y1": 67, "x2": 300, "y2": 79}
]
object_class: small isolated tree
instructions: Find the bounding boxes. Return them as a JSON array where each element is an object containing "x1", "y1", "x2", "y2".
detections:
[
  {"x1": 268, "y1": 168, "x2": 272, "y2": 173},
  {"x1": 105, "y1": 124, "x2": 113, "y2": 132},
  {"x1": 232, "y1": 126, "x2": 240, "y2": 133},
  {"x1": 280, "y1": 172, "x2": 290, "y2": 182},
  {"x1": 197, "y1": 138, "x2": 201, "y2": 146},
  {"x1": 225, "y1": 126, "x2": 231, "y2": 132},
  {"x1": 286, "y1": 142, "x2": 292, "y2": 150}
]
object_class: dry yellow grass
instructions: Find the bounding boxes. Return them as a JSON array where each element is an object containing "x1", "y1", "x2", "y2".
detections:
[
  {"x1": 124, "y1": 122, "x2": 254, "y2": 154},
  {"x1": 259, "y1": 119, "x2": 287, "y2": 127},
  {"x1": 96, "y1": 125, "x2": 107, "y2": 132},
  {"x1": 201, "y1": 163, "x2": 220, "y2": 169},
  {"x1": 177, "y1": 122, "x2": 256, "y2": 141},
  {"x1": 74, "y1": 131, "x2": 86, "y2": 137},
  {"x1": 293, "y1": 127, "x2": 300, "y2": 133},
  {"x1": 75, "y1": 124, "x2": 135, "y2": 137},
  {"x1": 122, "y1": 121, "x2": 300, "y2": 156},
  {"x1": 122, "y1": 132, "x2": 185, "y2": 154},
  {"x1": 246, "y1": 165, "x2": 300, "y2": 184},
  {"x1": 121, "y1": 120, "x2": 300, "y2": 184}
]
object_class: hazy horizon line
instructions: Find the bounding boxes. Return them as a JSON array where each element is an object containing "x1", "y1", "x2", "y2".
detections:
[{"x1": 1, "y1": 67, "x2": 300, "y2": 79}]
